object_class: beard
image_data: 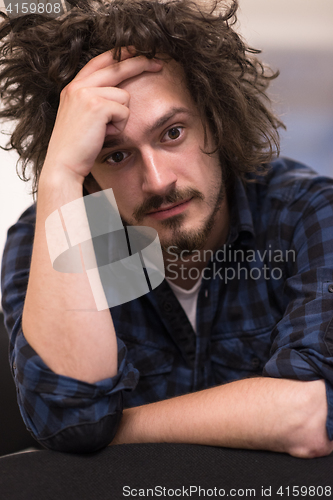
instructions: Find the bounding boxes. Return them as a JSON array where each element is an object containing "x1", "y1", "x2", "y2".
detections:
[{"x1": 121, "y1": 175, "x2": 225, "y2": 256}]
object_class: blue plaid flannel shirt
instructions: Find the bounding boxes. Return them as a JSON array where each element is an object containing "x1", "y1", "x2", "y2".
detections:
[{"x1": 2, "y1": 158, "x2": 333, "y2": 452}]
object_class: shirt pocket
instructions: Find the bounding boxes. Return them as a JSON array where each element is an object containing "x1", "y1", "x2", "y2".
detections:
[
  {"x1": 122, "y1": 339, "x2": 174, "y2": 407},
  {"x1": 210, "y1": 325, "x2": 273, "y2": 385}
]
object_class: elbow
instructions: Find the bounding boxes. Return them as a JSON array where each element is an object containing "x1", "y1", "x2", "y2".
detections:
[{"x1": 37, "y1": 411, "x2": 123, "y2": 454}]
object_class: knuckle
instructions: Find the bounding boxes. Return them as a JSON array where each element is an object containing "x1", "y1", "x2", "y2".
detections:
[
  {"x1": 122, "y1": 106, "x2": 130, "y2": 119},
  {"x1": 118, "y1": 88, "x2": 130, "y2": 104},
  {"x1": 63, "y1": 84, "x2": 90, "y2": 102},
  {"x1": 60, "y1": 82, "x2": 77, "y2": 100},
  {"x1": 87, "y1": 96, "x2": 100, "y2": 109},
  {"x1": 76, "y1": 86, "x2": 90, "y2": 99},
  {"x1": 59, "y1": 87, "x2": 67, "y2": 99},
  {"x1": 296, "y1": 433, "x2": 333, "y2": 458},
  {"x1": 64, "y1": 81, "x2": 80, "y2": 96}
]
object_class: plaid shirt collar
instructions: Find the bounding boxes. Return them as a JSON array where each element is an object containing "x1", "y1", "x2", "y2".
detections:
[{"x1": 225, "y1": 176, "x2": 256, "y2": 247}]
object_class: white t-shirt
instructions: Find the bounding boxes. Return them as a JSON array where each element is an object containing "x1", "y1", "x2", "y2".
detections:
[{"x1": 166, "y1": 277, "x2": 202, "y2": 333}]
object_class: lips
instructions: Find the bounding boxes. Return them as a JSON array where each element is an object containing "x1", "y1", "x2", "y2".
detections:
[
  {"x1": 146, "y1": 198, "x2": 192, "y2": 220},
  {"x1": 147, "y1": 198, "x2": 191, "y2": 215}
]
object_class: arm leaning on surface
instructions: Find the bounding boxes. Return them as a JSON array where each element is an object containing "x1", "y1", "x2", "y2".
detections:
[
  {"x1": 111, "y1": 377, "x2": 333, "y2": 458},
  {"x1": 1, "y1": 51, "x2": 162, "y2": 453},
  {"x1": 24, "y1": 170, "x2": 118, "y2": 384},
  {"x1": 21, "y1": 50, "x2": 159, "y2": 384},
  {"x1": 1, "y1": 201, "x2": 138, "y2": 453}
]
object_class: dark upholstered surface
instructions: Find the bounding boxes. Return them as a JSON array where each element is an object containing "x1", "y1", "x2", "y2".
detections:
[{"x1": 0, "y1": 444, "x2": 332, "y2": 500}]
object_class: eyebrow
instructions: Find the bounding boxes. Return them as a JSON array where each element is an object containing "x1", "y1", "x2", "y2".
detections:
[{"x1": 101, "y1": 107, "x2": 192, "y2": 150}]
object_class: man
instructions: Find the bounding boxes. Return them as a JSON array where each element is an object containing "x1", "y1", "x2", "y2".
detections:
[{"x1": 1, "y1": 0, "x2": 333, "y2": 457}]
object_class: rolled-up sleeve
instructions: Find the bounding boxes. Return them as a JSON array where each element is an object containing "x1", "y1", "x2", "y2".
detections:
[
  {"x1": 263, "y1": 179, "x2": 333, "y2": 439},
  {"x1": 1, "y1": 205, "x2": 139, "y2": 453}
]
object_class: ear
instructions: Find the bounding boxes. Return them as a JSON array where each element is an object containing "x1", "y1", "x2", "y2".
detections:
[{"x1": 83, "y1": 173, "x2": 103, "y2": 194}]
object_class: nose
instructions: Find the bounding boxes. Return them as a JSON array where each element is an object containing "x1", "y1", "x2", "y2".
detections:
[{"x1": 140, "y1": 149, "x2": 178, "y2": 196}]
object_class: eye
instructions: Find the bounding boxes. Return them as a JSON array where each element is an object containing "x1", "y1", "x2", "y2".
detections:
[
  {"x1": 105, "y1": 151, "x2": 130, "y2": 164},
  {"x1": 167, "y1": 127, "x2": 181, "y2": 140},
  {"x1": 162, "y1": 126, "x2": 183, "y2": 142}
]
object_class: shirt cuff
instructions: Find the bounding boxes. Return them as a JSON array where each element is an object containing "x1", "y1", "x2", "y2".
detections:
[
  {"x1": 10, "y1": 316, "x2": 139, "y2": 451},
  {"x1": 263, "y1": 349, "x2": 333, "y2": 440}
]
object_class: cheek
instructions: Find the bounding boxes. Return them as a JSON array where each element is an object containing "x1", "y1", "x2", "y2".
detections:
[
  {"x1": 88, "y1": 170, "x2": 132, "y2": 218},
  {"x1": 92, "y1": 167, "x2": 138, "y2": 203},
  {"x1": 195, "y1": 152, "x2": 221, "y2": 185},
  {"x1": 173, "y1": 145, "x2": 209, "y2": 179},
  {"x1": 112, "y1": 179, "x2": 141, "y2": 216}
]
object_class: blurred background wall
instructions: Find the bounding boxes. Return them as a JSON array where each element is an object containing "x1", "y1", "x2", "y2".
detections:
[
  {"x1": 238, "y1": 0, "x2": 333, "y2": 178},
  {"x1": 0, "y1": 0, "x2": 332, "y2": 304}
]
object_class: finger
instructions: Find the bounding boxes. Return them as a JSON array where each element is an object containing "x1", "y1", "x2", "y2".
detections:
[
  {"x1": 103, "y1": 100, "x2": 130, "y2": 135},
  {"x1": 75, "y1": 55, "x2": 163, "y2": 91},
  {"x1": 75, "y1": 47, "x2": 136, "y2": 81},
  {"x1": 59, "y1": 87, "x2": 131, "y2": 134},
  {"x1": 60, "y1": 83, "x2": 131, "y2": 114},
  {"x1": 85, "y1": 86, "x2": 130, "y2": 107}
]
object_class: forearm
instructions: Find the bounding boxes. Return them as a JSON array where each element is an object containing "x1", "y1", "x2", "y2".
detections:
[
  {"x1": 22, "y1": 167, "x2": 118, "y2": 383},
  {"x1": 111, "y1": 378, "x2": 333, "y2": 458},
  {"x1": 21, "y1": 52, "x2": 162, "y2": 385}
]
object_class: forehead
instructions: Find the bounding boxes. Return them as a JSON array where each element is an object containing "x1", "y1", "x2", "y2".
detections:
[{"x1": 118, "y1": 60, "x2": 197, "y2": 118}]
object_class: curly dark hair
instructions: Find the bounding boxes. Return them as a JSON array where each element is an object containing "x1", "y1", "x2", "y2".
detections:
[{"x1": 0, "y1": 0, "x2": 284, "y2": 195}]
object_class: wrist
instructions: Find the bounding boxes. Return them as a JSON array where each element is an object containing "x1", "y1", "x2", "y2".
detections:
[
  {"x1": 37, "y1": 163, "x2": 85, "y2": 206},
  {"x1": 39, "y1": 160, "x2": 85, "y2": 187},
  {"x1": 111, "y1": 407, "x2": 143, "y2": 445}
]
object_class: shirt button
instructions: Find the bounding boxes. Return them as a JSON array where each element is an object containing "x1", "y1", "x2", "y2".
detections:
[
  {"x1": 328, "y1": 284, "x2": 333, "y2": 293},
  {"x1": 163, "y1": 301, "x2": 173, "y2": 313}
]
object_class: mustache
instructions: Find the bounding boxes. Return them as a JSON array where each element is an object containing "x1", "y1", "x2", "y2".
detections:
[{"x1": 132, "y1": 187, "x2": 204, "y2": 222}]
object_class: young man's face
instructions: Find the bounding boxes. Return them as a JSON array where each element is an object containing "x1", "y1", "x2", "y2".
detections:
[{"x1": 91, "y1": 61, "x2": 228, "y2": 255}]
